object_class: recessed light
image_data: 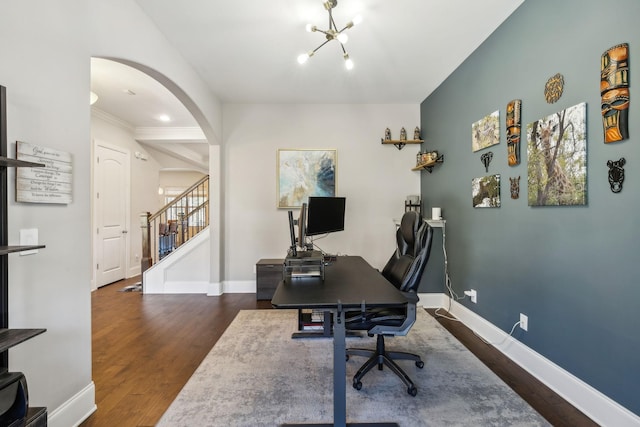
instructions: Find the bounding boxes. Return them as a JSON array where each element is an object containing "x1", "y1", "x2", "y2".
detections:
[{"x1": 158, "y1": 114, "x2": 171, "y2": 122}]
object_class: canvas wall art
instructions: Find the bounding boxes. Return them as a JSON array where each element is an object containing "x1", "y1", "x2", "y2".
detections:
[
  {"x1": 277, "y1": 149, "x2": 336, "y2": 208},
  {"x1": 472, "y1": 174, "x2": 501, "y2": 208},
  {"x1": 527, "y1": 102, "x2": 587, "y2": 206},
  {"x1": 472, "y1": 110, "x2": 500, "y2": 152}
]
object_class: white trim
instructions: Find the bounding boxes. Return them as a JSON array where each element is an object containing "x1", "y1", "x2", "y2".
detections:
[
  {"x1": 91, "y1": 108, "x2": 134, "y2": 131},
  {"x1": 223, "y1": 280, "x2": 256, "y2": 294},
  {"x1": 159, "y1": 281, "x2": 210, "y2": 294},
  {"x1": 207, "y1": 281, "x2": 223, "y2": 296},
  {"x1": 420, "y1": 292, "x2": 640, "y2": 427},
  {"x1": 48, "y1": 381, "x2": 96, "y2": 427}
]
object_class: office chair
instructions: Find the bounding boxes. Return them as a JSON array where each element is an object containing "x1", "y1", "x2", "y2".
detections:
[{"x1": 346, "y1": 211, "x2": 433, "y2": 396}]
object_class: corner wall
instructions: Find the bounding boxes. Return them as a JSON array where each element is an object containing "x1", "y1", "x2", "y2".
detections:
[{"x1": 419, "y1": 0, "x2": 640, "y2": 420}]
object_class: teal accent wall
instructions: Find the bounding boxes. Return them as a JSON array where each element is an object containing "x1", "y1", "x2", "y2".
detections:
[{"x1": 419, "y1": 0, "x2": 640, "y2": 416}]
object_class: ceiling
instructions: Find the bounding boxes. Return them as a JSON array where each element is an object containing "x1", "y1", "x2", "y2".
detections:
[{"x1": 90, "y1": 0, "x2": 525, "y2": 169}]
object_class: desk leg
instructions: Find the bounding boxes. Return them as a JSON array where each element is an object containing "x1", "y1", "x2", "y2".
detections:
[{"x1": 333, "y1": 309, "x2": 347, "y2": 427}]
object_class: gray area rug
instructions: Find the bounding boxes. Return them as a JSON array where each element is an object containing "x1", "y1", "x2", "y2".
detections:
[{"x1": 158, "y1": 309, "x2": 550, "y2": 426}]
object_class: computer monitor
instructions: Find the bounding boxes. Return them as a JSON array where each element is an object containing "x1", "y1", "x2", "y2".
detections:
[
  {"x1": 297, "y1": 202, "x2": 308, "y2": 249},
  {"x1": 306, "y1": 196, "x2": 346, "y2": 236},
  {"x1": 287, "y1": 210, "x2": 297, "y2": 256}
]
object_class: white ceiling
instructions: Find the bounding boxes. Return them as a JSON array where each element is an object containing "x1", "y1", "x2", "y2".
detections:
[{"x1": 90, "y1": 0, "x2": 525, "y2": 168}]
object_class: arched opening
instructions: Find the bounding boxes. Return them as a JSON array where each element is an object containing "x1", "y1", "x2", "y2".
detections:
[{"x1": 90, "y1": 57, "x2": 212, "y2": 290}]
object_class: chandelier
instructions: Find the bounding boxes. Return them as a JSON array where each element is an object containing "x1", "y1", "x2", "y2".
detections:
[{"x1": 297, "y1": 0, "x2": 362, "y2": 70}]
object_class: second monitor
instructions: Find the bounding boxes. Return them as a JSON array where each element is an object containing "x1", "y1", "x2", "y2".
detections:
[{"x1": 306, "y1": 196, "x2": 346, "y2": 237}]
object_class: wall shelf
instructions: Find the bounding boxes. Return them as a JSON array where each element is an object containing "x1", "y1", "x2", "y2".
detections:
[
  {"x1": 381, "y1": 139, "x2": 423, "y2": 150},
  {"x1": 0, "y1": 245, "x2": 46, "y2": 256},
  {"x1": 0, "y1": 157, "x2": 44, "y2": 168},
  {"x1": 0, "y1": 329, "x2": 46, "y2": 353},
  {"x1": 411, "y1": 154, "x2": 444, "y2": 173}
]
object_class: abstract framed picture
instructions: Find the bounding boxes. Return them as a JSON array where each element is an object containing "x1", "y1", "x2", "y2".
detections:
[
  {"x1": 527, "y1": 102, "x2": 587, "y2": 206},
  {"x1": 472, "y1": 110, "x2": 500, "y2": 152},
  {"x1": 277, "y1": 149, "x2": 337, "y2": 208},
  {"x1": 472, "y1": 174, "x2": 501, "y2": 208}
]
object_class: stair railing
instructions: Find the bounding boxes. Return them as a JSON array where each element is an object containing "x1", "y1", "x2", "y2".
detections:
[{"x1": 140, "y1": 175, "x2": 209, "y2": 271}]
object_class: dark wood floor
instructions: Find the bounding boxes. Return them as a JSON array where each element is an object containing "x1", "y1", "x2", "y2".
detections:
[{"x1": 81, "y1": 277, "x2": 596, "y2": 427}]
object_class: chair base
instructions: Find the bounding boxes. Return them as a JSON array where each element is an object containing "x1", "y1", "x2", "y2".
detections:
[{"x1": 346, "y1": 334, "x2": 423, "y2": 396}]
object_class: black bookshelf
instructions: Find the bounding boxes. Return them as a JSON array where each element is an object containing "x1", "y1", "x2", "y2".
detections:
[{"x1": 0, "y1": 85, "x2": 48, "y2": 426}]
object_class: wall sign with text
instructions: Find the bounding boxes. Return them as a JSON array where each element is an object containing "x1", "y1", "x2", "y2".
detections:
[{"x1": 16, "y1": 141, "x2": 72, "y2": 204}]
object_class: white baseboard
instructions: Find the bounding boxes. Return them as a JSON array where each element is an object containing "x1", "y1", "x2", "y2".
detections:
[
  {"x1": 418, "y1": 292, "x2": 640, "y2": 427},
  {"x1": 48, "y1": 381, "x2": 96, "y2": 427},
  {"x1": 223, "y1": 280, "x2": 256, "y2": 294}
]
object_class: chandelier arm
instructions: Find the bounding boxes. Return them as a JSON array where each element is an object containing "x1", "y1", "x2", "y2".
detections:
[
  {"x1": 312, "y1": 38, "x2": 333, "y2": 55},
  {"x1": 338, "y1": 43, "x2": 347, "y2": 54},
  {"x1": 314, "y1": 28, "x2": 332, "y2": 37},
  {"x1": 329, "y1": 11, "x2": 339, "y2": 32},
  {"x1": 328, "y1": 8, "x2": 334, "y2": 30},
  {"x1": 337, "y1": 23, "x2": 352, "y2": 33}
]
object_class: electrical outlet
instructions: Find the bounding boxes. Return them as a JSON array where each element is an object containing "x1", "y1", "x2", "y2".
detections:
[
  {"x1": 464, "y1": 289, "x2": 477, "y2": 303},
  {"x1": 519, "y1": 313, "x2": 528, "y2": 331}
]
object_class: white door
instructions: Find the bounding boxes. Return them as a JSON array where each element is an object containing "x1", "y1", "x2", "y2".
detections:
[{"x1": 95, "y1": 144, "x2": 129, "y2": 287}]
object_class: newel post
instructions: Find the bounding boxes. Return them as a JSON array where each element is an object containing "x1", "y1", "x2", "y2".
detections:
[{"x1": 140, "y1": 212, "x2": 152, "y2": 277}]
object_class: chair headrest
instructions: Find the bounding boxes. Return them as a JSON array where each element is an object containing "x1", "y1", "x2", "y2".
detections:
[{"x1": 399, "y1": 211, "x2": 420, "y2": 248}]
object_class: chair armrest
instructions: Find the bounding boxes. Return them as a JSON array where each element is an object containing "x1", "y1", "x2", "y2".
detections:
[{"x1": 402, "y1": 291, "x2": 419, "y2": 305}]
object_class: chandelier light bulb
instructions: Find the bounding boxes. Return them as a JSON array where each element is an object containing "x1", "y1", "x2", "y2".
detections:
[
  {"x1": 297, "y1": 52, "x2": 311, "y2": 64},
  {"x1": 344, "y1": 54, "x2": 354, "y2": 70},
  {"x1": 337, "y1": 33, "x2": 348, "y2": 44},
  {"x1": 352, "y1": 15, "x2": 363, "y2": 26},
  {"x1": 305, "y1": 24, "x2": 315, "y2": 32}
]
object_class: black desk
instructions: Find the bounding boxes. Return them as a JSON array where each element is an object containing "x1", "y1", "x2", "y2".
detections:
[{"x1": 271, "y1": 256, "x2": 407, "y2": 427}]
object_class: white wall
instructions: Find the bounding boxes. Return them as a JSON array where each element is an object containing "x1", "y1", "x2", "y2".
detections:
[
  {"x1": 0, "y1": 0, "x2": 93, "y2": 423},
  {"x1": 223, "y1": 104, "x2": 421, "y2": 284}
]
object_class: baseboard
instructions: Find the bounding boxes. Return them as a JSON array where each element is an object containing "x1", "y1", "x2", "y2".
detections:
[
  {"x1": 223, "y1": 280, "x2": 256, "y2": 294},
  {"x1": 48, "y1": 381, "x2": 96, "y2": 427},
  {"x1": 419, "y1": 292, "x2": 640, "y2": 426}
]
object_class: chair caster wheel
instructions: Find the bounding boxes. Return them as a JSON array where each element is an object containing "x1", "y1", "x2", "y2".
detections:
[
  {"x1": 416, "y1": 360, "x2": 424, "y2": 369},
  {"x1": 408, "y1": 386, "x2": 417, "y2": 396},
  {"x1": 353, "y1": 380, "x2": 362, "y2": 390}
]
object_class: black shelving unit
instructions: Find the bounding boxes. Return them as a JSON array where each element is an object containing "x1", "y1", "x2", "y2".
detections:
[{"x1": 1, "y1": 85, "x2": 47, "y2": 425}]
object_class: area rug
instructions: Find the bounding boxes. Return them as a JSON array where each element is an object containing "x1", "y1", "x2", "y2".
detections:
[{"x1": 157, "y1": 309, "x2": 550, "y2": 426}]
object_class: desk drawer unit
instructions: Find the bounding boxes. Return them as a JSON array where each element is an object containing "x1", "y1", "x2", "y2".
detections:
[{"x1": 256, "y1": 259, "x2": 284, "y2": 300}]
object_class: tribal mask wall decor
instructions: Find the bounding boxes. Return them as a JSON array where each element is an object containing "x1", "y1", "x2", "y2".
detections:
[
  {"x1": 509, "y1": 176, "x2": 520, "y2": 199},
  {"x1": 506, "y1": 99, "x2": 522, "y2": 166},
  {"x1": 607, "y1": 158, "x2": 626, "y2": 193},
  {"x1": 601, "y1": 43, "x2": 630, "y2": 143}
]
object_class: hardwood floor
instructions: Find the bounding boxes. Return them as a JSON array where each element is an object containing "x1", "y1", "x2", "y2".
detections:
[
  {"x1": 81, "y1": 277, "x2": 271, "y2": 427},
  {"x1": 81, "y1": 278, "x2": 596, "y2": 427}
]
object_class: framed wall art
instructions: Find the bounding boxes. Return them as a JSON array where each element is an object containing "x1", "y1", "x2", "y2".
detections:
[
  {"x1": 277, "y1": 149, "x2": 336, "y2": 208},
  {"x1": 472, "y1": 174, "x2": 501, "y2": 208},
  {"x1": 527, "y1": 102, "x2": 587, "y2": 206},
  {"x1": 472, "y1": 110, "x2": 500, "y2": 152}
]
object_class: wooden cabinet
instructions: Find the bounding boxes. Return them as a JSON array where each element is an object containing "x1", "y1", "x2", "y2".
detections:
[{"x1": 256, "y1": 259, "x2": 284, "y2": 300}]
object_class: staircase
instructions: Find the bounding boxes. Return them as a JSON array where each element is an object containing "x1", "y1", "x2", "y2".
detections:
[{"x1": 141, "y1": 175, "x2": 209, "y2": 270}]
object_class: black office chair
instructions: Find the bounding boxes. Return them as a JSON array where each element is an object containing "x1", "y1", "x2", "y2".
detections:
[{"x1": 346, "y1": 211, "x2": 433, "y2": 396}]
